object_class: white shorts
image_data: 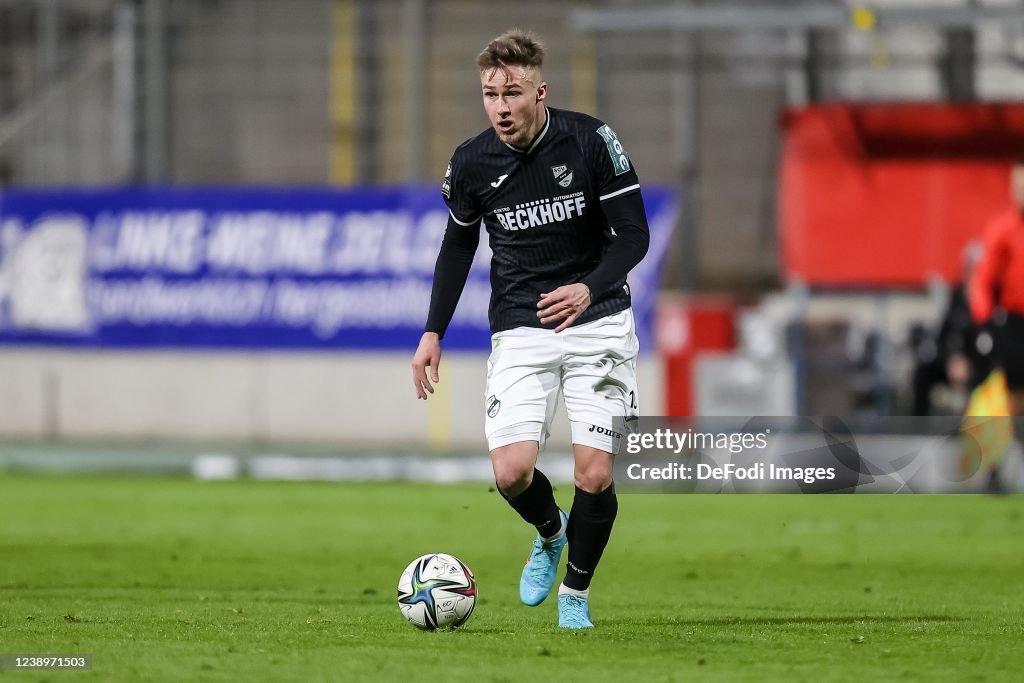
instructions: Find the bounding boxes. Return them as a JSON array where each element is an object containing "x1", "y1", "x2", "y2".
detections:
[{"x1": 484, "y1": 308, "x2": 639, "y2": 454}]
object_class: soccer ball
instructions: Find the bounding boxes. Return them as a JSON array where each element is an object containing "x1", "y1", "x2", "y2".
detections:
[{"x1": 397, "y1": 553, "x2": 477, "y2": 630}]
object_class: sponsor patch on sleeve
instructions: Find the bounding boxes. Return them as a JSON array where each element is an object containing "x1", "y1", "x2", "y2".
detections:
[
  {"x1": 596, "y1": 124, "x2": 631, "y2": 176},
  {"x1": 441, "y1": 162, "x2": 452, "y2": 199}
]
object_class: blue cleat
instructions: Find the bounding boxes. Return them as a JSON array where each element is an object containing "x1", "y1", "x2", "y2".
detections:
[
  {"x1": 558, "y1": 593, "x2": 594, "y2": 629},
  {"x1": 519, "y1": 509, "x2": 568, "y2": 606}
]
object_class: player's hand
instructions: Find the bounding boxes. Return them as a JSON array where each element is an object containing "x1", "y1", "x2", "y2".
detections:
[
  {"x1": 946, "y1": 353, "x2": 969, "y2": 386},
  {"x1": 538, "y1": 283, "x2": 592, "y2": 333},
  {"x1": 412, "y1": 332, "x2": 442, "y2": 400}
]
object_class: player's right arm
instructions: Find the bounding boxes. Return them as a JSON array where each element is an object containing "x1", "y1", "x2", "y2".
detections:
[
  {"x1": 969, "y1": 213, "x2": 1010, "y2": 325},
  {"x1": 412, "y1": 214, "x2": 481, "y2": 399},
  {"x1": 413, "y1": 155, "x2": 482, "y2": 400}
]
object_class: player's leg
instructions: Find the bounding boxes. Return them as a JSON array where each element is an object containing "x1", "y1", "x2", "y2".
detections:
[
  {"x1": 994, "y1": 314, "x2": 1024, "y2": 476},
  {"x1": 1002, "y1": 314, "x2": 1024, "y2": 419},
  {"x1": 490, "y1": 435, "x2": 568, "y2": 606},
  {"x1": 1011, "y1": 391, "x2": 1024, "y2": 419},
  {"x1": 911, "y1": 357, "x2": 945, "y2": 416},
  {"x1": 485, "y1": 327, "x2": 565, "y2": 605},
  {"x1": 491, "y1": 437, "x2": 563, "y2": 539},
  {"x1": 1010, "y1": 391, "x2": 1024, "y2": 474},
  {"x1": 556, "y1": 442, "x2": 616, "y2": 628},
  {"x1": 558, "y1": 309, "x2": 639, "y2": 628},
  {"x1": 1007, "y1": 387, "x2": 1024, "y2": 483}
]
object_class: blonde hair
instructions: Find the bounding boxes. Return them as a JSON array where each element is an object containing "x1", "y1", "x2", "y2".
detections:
[{"x1": 477, "y1": 29, "x2": 545, "y2": 79}]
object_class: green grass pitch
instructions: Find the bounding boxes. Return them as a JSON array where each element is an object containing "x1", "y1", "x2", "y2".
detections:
[{"x1": 1, "y1": 474, "x2": 1022, "y2": 681}]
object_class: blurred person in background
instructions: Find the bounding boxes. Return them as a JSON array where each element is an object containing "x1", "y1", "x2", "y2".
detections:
[
  {"x1": 912, "y1": 241, "x2": 994, "y2": 415},
  {"x1": 969, "y1": 159, "x2": 1024, "y2": 438},
  {"x1": 411, "y1": 29, "x2": 649, "y2": 629}
]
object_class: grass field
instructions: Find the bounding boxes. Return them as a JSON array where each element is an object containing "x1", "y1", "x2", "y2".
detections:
[{"x1": 1, "y1": 474, "x2": 1022, "y2": 682}]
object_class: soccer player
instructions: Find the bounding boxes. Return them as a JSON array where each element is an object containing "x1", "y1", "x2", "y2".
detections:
[
  {"x1": 411, "y1": 29, "x2": 649, "y2": 628},
  {"x1": 969, "y1": 159, "x2": 1024, "y2": 448},
  {"x1": 912, "y1": 242, "x2": 992, "y2": 416}
]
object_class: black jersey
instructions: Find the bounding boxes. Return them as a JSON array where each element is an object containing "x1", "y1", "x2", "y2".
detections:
[{"x1": 441, "y1": 107, "x2": 643, "y2": 333}]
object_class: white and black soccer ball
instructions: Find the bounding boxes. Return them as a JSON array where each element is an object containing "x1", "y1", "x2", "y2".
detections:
[{"x1": 397, "y1": 553, "x2": 477, "y2": 630}]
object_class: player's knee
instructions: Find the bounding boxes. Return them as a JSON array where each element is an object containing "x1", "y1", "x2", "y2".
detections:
[
  {"x1": 491, "y1": 447, "x2": 534, "y2": 496},
  {"x1": 493, "y1": 465, "x2": 532, "y2": 497},
  {"x1": 488, "y1": 427, "x2": 543, "y2": 496},
  {"x1": 574, "y1": 464, "x2": 612, "y2": 494}
]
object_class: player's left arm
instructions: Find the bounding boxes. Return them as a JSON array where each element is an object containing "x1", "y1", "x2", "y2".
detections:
[
  {"x1": 539, "y1": 122, "x2": 650, "y2": 333},
  {"x1": 537, "y1": 192, "x2": 649, "y2": 332},
  {"x1": 579, "y1": 191, "x2": 650, "y2": 299}
]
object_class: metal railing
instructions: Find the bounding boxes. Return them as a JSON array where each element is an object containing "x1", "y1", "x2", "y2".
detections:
[{"x1": 0, "y1": 0, "x2": 134, "y2": 185}]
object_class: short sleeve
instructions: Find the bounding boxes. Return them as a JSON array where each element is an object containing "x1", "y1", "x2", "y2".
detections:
[
  {"x1": 440, "y1": 154, "x2": 481, "y2": 226},
  {"x1": 588, "y1": 122, "x2": 641, "y2": 203}
]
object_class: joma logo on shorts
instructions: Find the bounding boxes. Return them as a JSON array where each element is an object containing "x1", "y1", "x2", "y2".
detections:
[{"x1": 588, "y1": 425, "x2": 622, "y2": 439}]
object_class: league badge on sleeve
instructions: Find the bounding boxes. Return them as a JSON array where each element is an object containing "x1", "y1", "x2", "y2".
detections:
[
  {"x1": 597, "y1": 124, "x2": 631, "y2": 176},
  {"x1": 441, "y1": 162, "x2": 452, "y2": 199}
]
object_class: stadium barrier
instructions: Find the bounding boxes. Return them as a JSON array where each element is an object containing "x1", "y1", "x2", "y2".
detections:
[{"x1": 0, "y1": 186, "x2": 677, "y2": 447}]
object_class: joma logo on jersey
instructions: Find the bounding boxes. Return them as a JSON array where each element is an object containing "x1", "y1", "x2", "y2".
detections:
[{"x1": 494, "y1": 195, "x2": 586, "y2": 231}]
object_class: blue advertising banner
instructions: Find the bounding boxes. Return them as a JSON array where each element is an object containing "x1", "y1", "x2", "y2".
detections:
[{"x1": 0, "y1": 187, "x2": 676, "y2": 350}]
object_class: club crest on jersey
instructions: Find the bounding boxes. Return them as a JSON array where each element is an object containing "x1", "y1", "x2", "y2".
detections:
[{"x1": 551, "y1": 164, "x2": 574, "y2": 188}]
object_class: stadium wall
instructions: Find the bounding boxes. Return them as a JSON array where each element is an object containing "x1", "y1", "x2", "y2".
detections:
[{"x1": 0, "y1": 350, "x2": 664, "y2": 449}]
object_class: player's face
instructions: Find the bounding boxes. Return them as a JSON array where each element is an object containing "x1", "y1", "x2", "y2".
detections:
[
  {"x1": 481, "y1": 66, "x2": 547, "y2": 148},
  {"x1": 1011, "y1": 164, "x2": 1024, "y2": 211}
]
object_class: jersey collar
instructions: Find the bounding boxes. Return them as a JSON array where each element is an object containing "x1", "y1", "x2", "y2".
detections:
[{"x1": 503, "y1": 107, "x2": 550, "y2": 155}]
